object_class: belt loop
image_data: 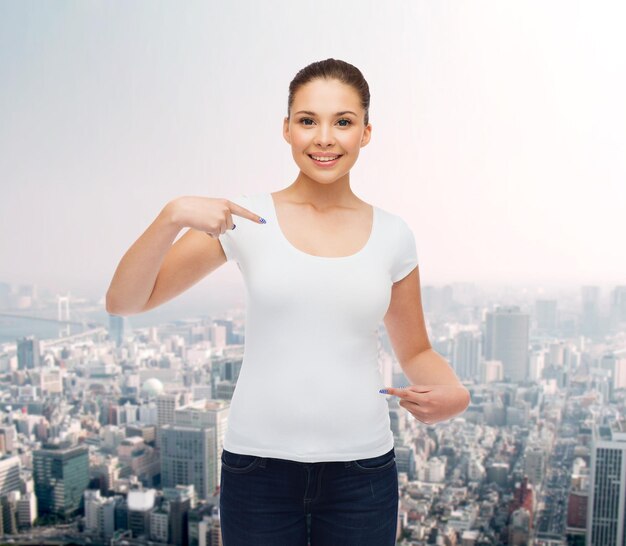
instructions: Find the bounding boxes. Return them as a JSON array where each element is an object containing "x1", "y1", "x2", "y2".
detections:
[{"x1": 259, "y1": 458, "x2": 267, "y2": 468}]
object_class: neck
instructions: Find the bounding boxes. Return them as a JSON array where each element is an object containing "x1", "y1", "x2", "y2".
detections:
[{"x1": 281, "y1": 172, "x2": 358, "y2": 210}]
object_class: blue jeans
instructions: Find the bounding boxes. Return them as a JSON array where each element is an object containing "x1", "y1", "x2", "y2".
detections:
[{"x1": 219, "y1": 447, "x2": 398, "y2": 546}]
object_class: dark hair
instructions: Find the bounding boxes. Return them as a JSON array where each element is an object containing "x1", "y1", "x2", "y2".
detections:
[{"x1": 287, "y1": 58, "x2": 370, "y2": 126}]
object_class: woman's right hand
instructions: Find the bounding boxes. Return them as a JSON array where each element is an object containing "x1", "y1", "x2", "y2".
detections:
[{"x1": 168, "y1": 196, "x2": 265, "y2": 237}]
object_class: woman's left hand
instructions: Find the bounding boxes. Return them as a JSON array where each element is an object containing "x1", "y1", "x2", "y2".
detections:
[{"x1": 381, "y1": 384, "x2": 470, "y2": 425}]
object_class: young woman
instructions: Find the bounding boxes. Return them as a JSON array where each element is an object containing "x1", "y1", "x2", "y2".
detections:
[{"x1": 106, "y1": 58, "x2": 470, "y2": 546}]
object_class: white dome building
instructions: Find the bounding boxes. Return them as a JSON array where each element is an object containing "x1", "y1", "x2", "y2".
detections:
[{"x1": 141, "y1": 378, "x2": 164, "y2": 398}]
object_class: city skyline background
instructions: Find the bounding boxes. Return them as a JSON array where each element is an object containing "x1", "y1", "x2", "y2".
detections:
[
  {"x1": 0, "y1": 5, "x2": 624, "y2": 542},
  {"x1": 1, "y1": 1, "x2": 624, "y2": 307}
]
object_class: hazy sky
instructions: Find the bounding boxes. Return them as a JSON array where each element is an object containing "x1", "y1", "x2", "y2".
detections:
[{"x1": 1, "y1": 1, "x2": 624, "y2": 304}]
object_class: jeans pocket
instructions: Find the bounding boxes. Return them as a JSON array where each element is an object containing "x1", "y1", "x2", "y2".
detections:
[
  {"x1": 221, "y1": 449, "x2": 264, "y2": 474},
  {"x1": 351, "y1": 448, "x2": 396, "y2": 472}
]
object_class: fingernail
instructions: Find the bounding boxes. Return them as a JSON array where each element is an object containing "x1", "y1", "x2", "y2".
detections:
[
  {"x1": 259, "y1": 217, "x2": 266, "y2": 224},
  {"x1": 379, "y1": 389, "x2": 388, "y2": 394}
]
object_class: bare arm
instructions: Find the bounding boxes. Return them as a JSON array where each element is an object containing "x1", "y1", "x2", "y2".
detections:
[
  {"x1": 105, "y1": 202, "x2": 184, "y2": 316},
  {"x1": 105, "y1": 196, "x2": 264, "y2": 317}
]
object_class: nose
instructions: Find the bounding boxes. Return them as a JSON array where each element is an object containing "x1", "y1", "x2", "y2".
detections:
[{"x1": 313, "y1": 124, "x2": 336, "y2": 148}]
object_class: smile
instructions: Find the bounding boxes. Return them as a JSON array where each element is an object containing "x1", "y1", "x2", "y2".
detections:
[
  {"x1": 309, "y1": 154, "x2": 340, "y2": 161},
  {"x1": 308, "y1": 154, "x2": 342, "y2": 166}
]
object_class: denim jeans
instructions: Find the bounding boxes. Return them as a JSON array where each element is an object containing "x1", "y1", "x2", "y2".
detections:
[{"x1": 219, "y1": 447, "x2": 398, "y2": 546}]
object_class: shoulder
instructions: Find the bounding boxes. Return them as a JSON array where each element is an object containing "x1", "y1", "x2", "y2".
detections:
[
  {"x1": 373, "y1": 204, "x2": 413, "y2": 236},
  {"x1": 374, "y1": 205, "x2": 419, "y2": 282}
]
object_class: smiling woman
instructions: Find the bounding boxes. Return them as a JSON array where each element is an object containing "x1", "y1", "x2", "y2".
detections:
[
  {"x1": 106, "y1": 56, "x2": 466, "y2": 546},
  {"x1": 213, "y1": 58, "x2": 468, "y2": 546}
]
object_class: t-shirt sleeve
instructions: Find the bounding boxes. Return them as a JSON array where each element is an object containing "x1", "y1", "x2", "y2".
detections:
[
  {"x1": 390, "y1": 216, "x2": 419, "y2": 282},
  {"x1": 217, "y1": 193, "x2": 249, "y2": 264},
  {"x1": 218, "y1": 228, "x2": 237, "y2": 262}
]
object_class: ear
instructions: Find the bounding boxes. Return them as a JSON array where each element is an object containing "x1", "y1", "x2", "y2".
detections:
[
  {"x1": 361, "y1": 123, "x2": 372, "y2": 147},
  {"x1": 283, "y1": 116, "x2": 291, "y2": 144}
]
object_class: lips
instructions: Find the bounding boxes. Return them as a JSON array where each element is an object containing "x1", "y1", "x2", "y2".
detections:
[
  {"x1": 308, "y1": 154, "x2": 342, "y2": 163},
  {"x1": 308, "y1": 155, "x2": 342, "y2": 167}
]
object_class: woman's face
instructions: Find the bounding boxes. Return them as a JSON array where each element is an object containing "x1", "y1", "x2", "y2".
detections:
[{"x1": 283, "y1": 78, "x2": 371, "y2": 185}]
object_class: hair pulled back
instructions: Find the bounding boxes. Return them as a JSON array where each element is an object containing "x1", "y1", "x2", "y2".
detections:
[{"x1": 287, "y1": 58, "x2": 370, "y2": 126}]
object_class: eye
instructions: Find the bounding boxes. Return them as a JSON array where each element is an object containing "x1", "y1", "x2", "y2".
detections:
[{"x1": 298, "y1": 118, "x2": 353, "y2": 127}]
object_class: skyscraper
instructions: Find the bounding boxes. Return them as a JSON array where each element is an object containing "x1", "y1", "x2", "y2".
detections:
[
  {"x1": 32, "y1": 442, "x2": 89, "y2": 518},
  {"x1": 452, "y1": 330, "x2": 481, "y2": 382},
  {"x1": 587, "y1": 420, "x2": 626, "y2": 545},
  {"x1": 0, "y1": 455, "x2": 21, "y2": 497},
  {"x1": 609, "y1": 286, "x2": 626, "y2": 332},
  {"x1": 160, "y1": 425, "x2": 216, "y2": 500},
  {"x1": 581, "y1": 285, "x2": 602, "y2": 338},
  {"x1": 108, "y1": 314, "x2": 132, "y2": 347},
  {"x1": 17, "y1": 336, "x2": 41, "y2": 370},
  {"x1": 484, "y1": 306, "x2": 529, "y2": 383},
  {"x1": 534, "y1": 299, "x2": 558, "y2": 334},
  {"x1": 156, "y1": 391, "x2": 190, "y2": 446}
]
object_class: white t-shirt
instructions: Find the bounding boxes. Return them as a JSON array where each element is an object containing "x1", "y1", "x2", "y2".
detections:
[{"x1": 217, "y1": 191, "x2": 419, "y2": 463}]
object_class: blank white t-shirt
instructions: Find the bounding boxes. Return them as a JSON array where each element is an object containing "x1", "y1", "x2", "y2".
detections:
[{"x1": 218, "y1": 191, "x2": 419, "y2": 462}]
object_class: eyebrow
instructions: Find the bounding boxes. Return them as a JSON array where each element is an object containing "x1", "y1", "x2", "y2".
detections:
[{"x1": 294, "y1": 110, "x2": 358, "y2": 117}]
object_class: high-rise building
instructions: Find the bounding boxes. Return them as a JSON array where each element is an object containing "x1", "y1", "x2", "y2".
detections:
[
  {"x1": 214, "y1": 318, "x2": 237, "y2": 345},
  {"x1": 188, "y1": 503, "x2": 216, "y2": 546},
  {"x1": 150, "y1": 508, "x2": 169, "y2": 543},
  {"x1": 17, "y1": 336, "x2": 41, "y2": 370},
  {"x1": 163, "y1": 485, "x2": 195, "y2": 546},
  {"x1": 581, "y1": 285, "x2": 602, "y2": 338},
  {"x1": 528, "y1": 350, "x2": 545, "y2": 382},
  {"x1": 156, "y1": 391, "x2": 190, "y2": 446},
  {"x1": 609, "y1": 286, "x2": 626, "y2": 331},
  {"x1": 208, "y1": 323, "x2": 228, "y2": 352},
  {"x1": 0, "y1": 427, "x2": 17, "y2": 455},
  {"x1": 523, "y1": 446, "x2": 545, "y2": 486},
  {"x1": 160, "y1": 425, "x2": 216, "y2": 500},
  {"x1": 16, "y1": 491, "x2": 37, "y2": 529},
  {"x1": 84, "y1": 489, "x2": 115, "y2": 541},
  {"x1": 0, "y1": 456, "x2": 21, "y2": 496},
  {"x1": 568, "y1": 491, "x2": 588, "y2": 532},
  {"x1": 452, "y1": 330, "x2": 481, "y2": 382},
  {"x1": 108, "y1": 315, "x2": 131, "y2": 347},
  {"x1": 484, "y1": 306, "x2": 529, "y2": 383},
  {"x1": 127, "y1": 489, "x2": 155, "y2": 538},
  {"x1": 174, "y1": 399, "x2": 230, "y2": 496},
  {"x1": 535, "y1": 299, "x2": 558, "y2": 334},
  {"x1": 157, "y1": 392, "x2": 188, "y2": 428},
  {"x1": 508, "y1": 507, "x2": 531, "y2": 546},
  {"x1": 600, "y1": 353, "x2": 626, "y2": 398},
  {"x1": 587, "y1": 420, "x2": 626, "y2": 545},
  {"x1": 32, "y1": 442, "x2": 89, "y2": 518},
  {"x1": 0, "y1": 492, "x2": 19, "y2": 534}
]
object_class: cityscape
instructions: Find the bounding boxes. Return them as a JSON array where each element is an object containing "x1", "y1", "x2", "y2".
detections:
[
  {"x1": 0, "y1": 279, "x2": 624, "y2": 545},
  {"x1": 2, "y1": 0, "x2": 624, "y2": 544}
]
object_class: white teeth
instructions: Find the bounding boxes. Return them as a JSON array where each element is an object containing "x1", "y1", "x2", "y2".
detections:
[{"x1": 311, "y1": 155, "x2": 339, "y2": 162}]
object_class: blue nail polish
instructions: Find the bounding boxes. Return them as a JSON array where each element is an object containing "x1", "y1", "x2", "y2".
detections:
[
  {"x1": 259, "y1": 217, "x2": 266, "y2": 224},
  {"x1": 379, "y1": 389, "x2": 388, "y2": 394}
]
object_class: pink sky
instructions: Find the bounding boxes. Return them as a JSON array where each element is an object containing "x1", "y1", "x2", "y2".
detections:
[{"x1": 1, "y1": 1, "x2": 624, "y2": 301}]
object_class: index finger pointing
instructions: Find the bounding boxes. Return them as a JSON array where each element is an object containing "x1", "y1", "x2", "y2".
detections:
[{"x1": 227, "y1": 200, "x2": 266, "y2": 224}]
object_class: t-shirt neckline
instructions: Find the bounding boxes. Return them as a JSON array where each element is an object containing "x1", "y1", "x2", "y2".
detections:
[{"x1": 266, "y1": 191, "x2": 378, "y2": 260}]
